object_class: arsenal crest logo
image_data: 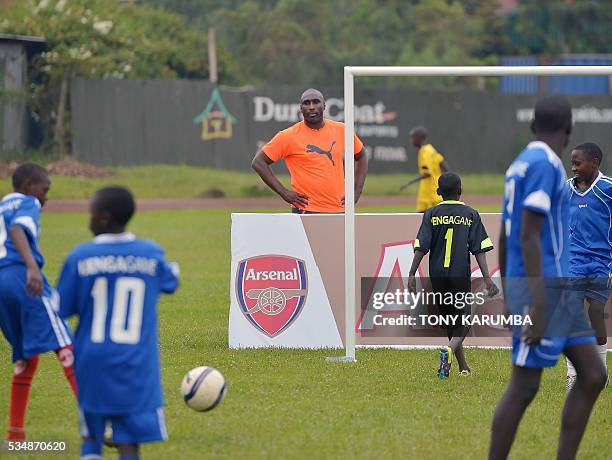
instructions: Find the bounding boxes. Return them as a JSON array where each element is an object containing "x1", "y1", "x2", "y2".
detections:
[{"x1": 236, "y1": 255, "x2": 308, "y2": 337}]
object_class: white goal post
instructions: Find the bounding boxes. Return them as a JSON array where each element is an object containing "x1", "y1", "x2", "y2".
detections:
[{"x1": 333, "y1": 65, "x2": 612, "y2": 362}]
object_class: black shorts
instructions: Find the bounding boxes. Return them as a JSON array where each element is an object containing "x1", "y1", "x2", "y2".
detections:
[
  {"x1": 430, "y1": 277, "x2": 472, "y2": 339},
  {"x1": 291, "y1": 208, "x2": 327, "y2": 214}
]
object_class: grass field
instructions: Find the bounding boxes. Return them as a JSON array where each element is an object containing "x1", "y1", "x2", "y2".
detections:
[
  {"x1": 0, "y1": 209, "x2": 609, "y2": 459},
  {"x1": 0, "y1": 165, "x2": 504, "y2": 199}
]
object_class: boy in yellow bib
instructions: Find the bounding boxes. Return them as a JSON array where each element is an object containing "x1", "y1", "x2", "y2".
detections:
[{"x1": 400, "y1": 126, "x2": 449, "y2": 212}]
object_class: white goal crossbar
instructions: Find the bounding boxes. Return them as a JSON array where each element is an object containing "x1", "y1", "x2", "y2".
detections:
[{"x1": 332, "y1": 65, "x2": 612, "y2": 363}]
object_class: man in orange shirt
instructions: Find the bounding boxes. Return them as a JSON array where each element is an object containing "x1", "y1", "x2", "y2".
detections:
[{"x1": 251, "y1": 88, "x2": 368, "y2": 213}]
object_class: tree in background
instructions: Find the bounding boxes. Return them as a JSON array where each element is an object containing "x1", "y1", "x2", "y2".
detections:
[
  {"x1": 506, "y1": 0, "x2": 612, "y2": 55},
  {"x1": 147, "y1": 0, "x2": 612, "y2": 88},
  {"x1": 215, "y1": 0, "x2": 340, "y2": 86},
  {"x1": 146, "y1": 0, "x2": 511, "y2": 89},
  {"x1": 0, "y1": 0, "x2": 212, "y2": 154},
  {"x1": 393, "y1": 0, "x2": 499, "y2": 90}
]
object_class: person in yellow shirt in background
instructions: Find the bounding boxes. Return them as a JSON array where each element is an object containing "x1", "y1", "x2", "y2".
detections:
[{"x1": 400, "y1": 126, "x2": 449, "y2": 212}]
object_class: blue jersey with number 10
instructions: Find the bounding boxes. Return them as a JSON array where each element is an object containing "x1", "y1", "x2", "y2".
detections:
[
  {"x1": 502, "y1": 141, "x2": 569, "y2": 278},
  {"x1": 57, "y1": 233, "x2": 179, "y2": 415},
  {"x1": 0, "y1": 193, "x2": 45, "y2": 269}
]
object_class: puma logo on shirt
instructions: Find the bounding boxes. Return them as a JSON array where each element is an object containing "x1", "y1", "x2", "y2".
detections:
[{"x1": 306, "y1": 141, "x2": 336, "y2": 165}]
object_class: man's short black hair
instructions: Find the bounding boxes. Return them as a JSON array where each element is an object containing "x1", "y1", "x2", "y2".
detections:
[
  {"x1": 438, "y1": 172, "x2": 461, "y2": 198},
  {"x1": 532, "y1": 94, "x2": 572, "y2": 134},
  {"x1": 573, "y1": 142, "x2": 603, "y2": 166},
  {"x1": 94, "y1": 186, "x2": 135, "y2": 226},
  {"x1": 12, "y1": 163, "x2": 48, "y2": 189},
  {"x1": 300, "y1": 88, "x2": 324, "y2": 103},
  {"x1": 409, "y1": 126, "x2": 427, "y2": 139}
]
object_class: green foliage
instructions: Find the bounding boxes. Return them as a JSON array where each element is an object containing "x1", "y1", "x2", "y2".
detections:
[
  {"x1": 0, "y1": 0, "x2": 212, "y2": 152},
  {"x1": 0, "y1": 0, "x2": 209, "y2": 80},
  {"x1": 4, "y1": 0, "x2": 612, "y2": 91},
  {"x1": 183, "y1": 0, "x2": 508, "y2": 88},
  {"x1": 508, "y1": 0, "x2": 612, "y2": 55},
  {"x1": 147, "y1": 0, "x2": 612, "y2": 88},
  {"x1": 393, "y1": 0, "x2": 494, "y2": 89}
]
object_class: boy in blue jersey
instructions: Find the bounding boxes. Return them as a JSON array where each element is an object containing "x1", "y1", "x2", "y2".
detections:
[
  {"x1": 57, "y1": 186, "x2": 179, "y2": 460},
  {"x1": 0, "y1": 163, "x2": 78, "y2": 441},
  {"x1": 488, "y1": 96, "x2": 606, "y2": 460},
  {"x1": 566, "y1": 142, "x2": 610, "y2": 390}
]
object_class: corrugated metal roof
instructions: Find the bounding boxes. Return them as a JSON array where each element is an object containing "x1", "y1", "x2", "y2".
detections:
[
  {"x1": 500, "y1": 56, "x2": 538, "y2": 94},
  {"x1": 0, "y1": 33, "x2": 45, "y2": 44},
  {"x1": 0, "y1": 34, "x2": 46, "y2": 57},
  {"x1": 547, "y1": 56, "x2": 612, "y2": 95},
  {"x1": 500, "y1": 55, "x2": 612, "y2": 95}
]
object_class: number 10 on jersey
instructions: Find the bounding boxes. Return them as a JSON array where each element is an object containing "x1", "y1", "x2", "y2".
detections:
[{"x1": 91, "y1": 277, "x2": 146, "y2": 344}]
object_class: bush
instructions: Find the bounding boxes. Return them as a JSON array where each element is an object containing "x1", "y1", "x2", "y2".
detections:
[{"x1": 0, "y1": 0, "x2": 211, "y2": 154}]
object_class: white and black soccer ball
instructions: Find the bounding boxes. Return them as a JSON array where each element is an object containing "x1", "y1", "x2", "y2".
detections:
[{"x1": 181, "y1": 366, "x2": 227, "y2": 412}]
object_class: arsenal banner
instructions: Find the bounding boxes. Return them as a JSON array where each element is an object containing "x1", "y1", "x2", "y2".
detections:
[
  {"x1": 229, "y1": 213, "x2": 611, "y2": 349},
  {"x1": 229, "y1": 214, "x2": 343, "y2": 348},
  {"x1": 229, "y1": 213, "x2": 504, "y2": 349}
]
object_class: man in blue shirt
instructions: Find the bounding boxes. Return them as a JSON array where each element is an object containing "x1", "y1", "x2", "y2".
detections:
[
  {"x1": 488, "y1": 96, "x2": 606, "y2": 460},
  {"x1": 565, "y1": 142, "x2": 611, "y2": 390},
  {"x1": 57, "y1": 186, "x2": 179, "y2": 460},
  {"x1": 0, "y1": 163, "x2": 77, "y2": 441}
]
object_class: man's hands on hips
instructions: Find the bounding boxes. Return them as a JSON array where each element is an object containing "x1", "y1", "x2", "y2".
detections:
[
  {"x1": 341, "y1": 187, "x2": 363, "y2": 206},
  {"x1": 281, "y1": 189, "x2": 309, "y2": 209}
]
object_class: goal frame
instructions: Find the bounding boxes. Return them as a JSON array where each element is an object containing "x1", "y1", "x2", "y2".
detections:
[{"x1": 330, "y1": 65, "x2": 612, "y2": 363}]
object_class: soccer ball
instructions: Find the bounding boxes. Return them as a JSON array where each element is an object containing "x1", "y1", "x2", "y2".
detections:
[{"x1": 181, "y1": 366, "x2": 227, "y2": 412}]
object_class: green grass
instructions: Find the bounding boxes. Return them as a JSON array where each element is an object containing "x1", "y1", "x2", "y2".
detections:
[
  {"x1": 0, "y1": 210, "x2": 609, "y2": 459},
  {"x1": 357, "y1": 204, "x2": 502, "y2": 213},
  {"x1": 0, "y1": 164, "x2": 504, "y2": 199},
  {"x1": 364, "y1": 173, "x2": 504, "y2": 197}
]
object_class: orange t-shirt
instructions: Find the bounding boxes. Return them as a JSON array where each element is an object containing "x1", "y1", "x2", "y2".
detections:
[{"x1": 263, "y1": 119, "x2": 364, "y2": 213}]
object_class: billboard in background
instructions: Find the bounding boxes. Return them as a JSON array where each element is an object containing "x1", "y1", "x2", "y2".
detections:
[{"x1": 71, "y1": 79, "x2": 612, "y2": 173}]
